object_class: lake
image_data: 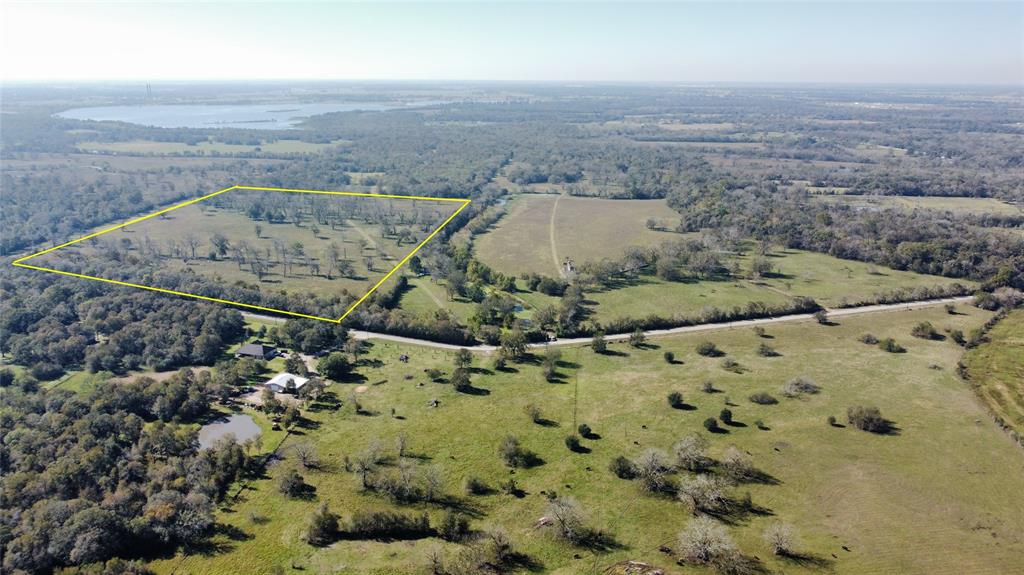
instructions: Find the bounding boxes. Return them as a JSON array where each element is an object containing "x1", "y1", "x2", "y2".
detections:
[
  {"x1": 198, "y1": 413, "x2": 261, "y2": 449},
  {"x1": 57, "y1": 100, "x2": 442, "y2": 129}
]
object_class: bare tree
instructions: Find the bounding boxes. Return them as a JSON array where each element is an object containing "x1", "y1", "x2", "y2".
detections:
[
  {"x1": 677, "y1": 516, "x2": 735, "y2": 564},
  {"x1": 763, "y1": 522, "x2": 798, "y2": 556}
]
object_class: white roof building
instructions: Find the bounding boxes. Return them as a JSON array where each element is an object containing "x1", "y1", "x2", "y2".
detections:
[{"x1": 265, "y1": 373, "x2": 310, "y2": 393}]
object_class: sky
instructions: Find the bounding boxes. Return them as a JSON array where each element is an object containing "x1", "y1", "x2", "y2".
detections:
[{"x1": 1, "y1": 1, "x2": 1021, "y2": 85}]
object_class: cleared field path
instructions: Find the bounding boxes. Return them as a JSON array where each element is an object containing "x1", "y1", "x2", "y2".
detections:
[{"x1": 244, "y1": 295, "x2": 974, "y2": 352}]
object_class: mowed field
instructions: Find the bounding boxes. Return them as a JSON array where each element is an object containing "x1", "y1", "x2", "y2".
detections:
[
  {"x1": 474, "y1": 194, "x2": 683, "y2": 277},
  {"x1": 33, "y1": 191, "x2": 461, "y2": 305},
  {"x1": 150, "y1": 305, "x2": 1024, "y2": 575},
  {"x1": 962, "y1": 310, "x2": 1024, "y2": 436}
]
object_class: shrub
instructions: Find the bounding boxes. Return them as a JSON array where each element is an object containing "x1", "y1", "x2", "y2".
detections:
[
  {"x1": 347, "y1": 510, "x2": 431, "y2": 539},
  {"x1": 591, "y1": 332, "x2": 607, "y2": 354},
  {"x1": 950, "y1": 329, "x2": 966, "y2": 345},
  {"x1": 277, "y1": 468, "x2": 311, "y2": 497},
  {"x1": 827, "y1": 415, "x2": 837, "y2": 426},
  {"x1": 525, "y1": 404, "x2": 543, "y2": 424},
  {"x1": 499, "y1": 435, "x2": 539, "y2": 467},
  {"x1": 701, "y1": 381, "x2": 715, "y2": 393},
  {"x1": 565, "y1": 435, "x2": 583, "y2": 452},
  {"x1": 451, "y1": 368, "x2": 471, "y2": 392},
  {"x1": 629, "y1": 328, "x2": 646, "y2": 348},
  {"x1": 719, "y1": 408, "x2": 733, "y2": 425},
  {"x1": 847, "y1": 405, "x2": 892, "y2": 433},
  {"x1": 748, "y1": 392, "x2": 777, "y2": 405},
  {"x1": 752, "y1": 326, "x2": 766, "y2": 338},
  {"x1": 754, "y1": 419, "x2": 767, "y2": 430},
  {"x1": 780, "y1": 377, "x2": 820, "y2": 398},
  {"x1": 464, "y1": 476, "x2": 489, "y2": 496},
  {"x1": 438, "y1": 511, "x2": 470, "y2": 542},
  {"x1": 911, "y1": 321, "x2": 941, "y2": 340},
  {"x1": 664, "y1": 351, "x2": 675, "y2": 363},
  {"x1": 813, "y1": 310, "x2": 830, "y2": 325},
  {"x1": 720, "y1": 357, "x2": 743, "y2": 373},
  {"x1": 609, "y1": 455, "x2": 637, "y2": 479},
  {"x1": 305, "y1": 503, "x2": 339, "y2": 546},
  {"x1": 945, "y1": 303, "x2": 957, "y2": 315},
  {"x1": 577, "y1": 423, "x2": 592, "y2": 438},
  {"x1": 667, "y1": 391, "x2": 685, "y2": 409},
  {"x1": 696, "y1": 341, "x2": 723, "y2": 357},
  {"x1": 859, "y1": 333, "x2": 879, "y2": 344},
  {"x1": 757, "y1": 343, "x2": 779, "y2": 357},
  {"x1": 878, "y1": 338, "x2": 905, "y2": 353},
  {"x1": 703, "y1": 417, "x2": 719, "y2": 432}
]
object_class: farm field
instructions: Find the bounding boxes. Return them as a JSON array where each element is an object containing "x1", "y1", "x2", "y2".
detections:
[
  {"x1": 76, "y1": 138, "x2": 348, "y2": 155},
  {"x1": 148, "y1": 304, "x2": 1024, "y2": 575},
  {"x1": 474, "y1": 194, "x2": 685, "y2": 277},
  {"x1": 815, "y1": 194, "x2": 1021, "y2": 216},
  {"x1": 961, "y1": 310, "x2": 1024, "y2": 436}
]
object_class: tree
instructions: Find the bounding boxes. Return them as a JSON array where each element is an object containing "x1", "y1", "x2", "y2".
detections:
[
  {"x1": 542, "y1": 347, "x2": 561, "y2": 380},
  {"x1": 634, "y1": 448, "x2": 673, "y2": 493},
  {"x1": 499, "y1": 328, "x2": 527, "y2": 361},
  {"x1": 285, "y1": 352, "x2": 308, "y2": 376},
  {"x1": 450, "y1": 367, "x2": 471, "y2": 392},
  {"x1": 696, "y1": 341, "x2": 722, "y2": 357},
  {"x1": 673, "y1": 434, "x2": 709, "y2": 472},
  {"x1": 292, "y1": 442, "x2": 320, "y2": 469},
  {"x1": 439, "y1": 511, "x2": 470, "y2": 542},
  {"x1": 664, "y1": 351, "x2": 675, "y2": 363},
  {"x1": 591, "y1": 332, "x2": 607, "y2": 354},
  {"x1": 911, "y1": 321, "x2": 940, "y2": 340},
  {"x1": 305, "y1": 503, "x2": 338, "y2": 546},
  {"x1": 678, "y1": 474, "x2": 728, "y2": 513},
  {"x1": 813, "y1": 310, "x2": 830, "y2": 325},
  {"x1": 210, "y1": 232, "x2": 230, "y2": 257},
  {"x1": 565, "y1": 435, "x2": 583, "y2": 452},
  {"x1": 629, "y1": 328, "x2": 646, "y2": 348},
  {"x1": 317, "y1": 352, "x2": 351, "y2": 381},
  {"x1": 546, "y1": 496, "x2": 587, "y2": 545},
  {"x1": 703, "y1": 417, "x2": 719, "y2": 432},
  {"x1": 254, "y1": 223, "x2": 263, "y2": 238},
  {"x1": 677, "y1": 516, "x2": 735, "y2": 564},
  {"x1": 454, "y1": 348, "x2": 472, "y2": 370},
  {"x1": 763, "y1": 522, "x2": 798, "y2": 556}
]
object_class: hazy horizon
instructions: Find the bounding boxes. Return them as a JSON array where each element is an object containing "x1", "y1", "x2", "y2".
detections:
[{"x1": 2, "y1": 1, "x2": 1021, "y2": 86}]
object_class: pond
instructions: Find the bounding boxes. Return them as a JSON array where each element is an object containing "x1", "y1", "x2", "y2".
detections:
[
  {"x1": 57, "y1": 100, "x2": 446, "y2": 129},
  {"x1": 198, "y1": 413, "x2": 261, "y2": 449}
]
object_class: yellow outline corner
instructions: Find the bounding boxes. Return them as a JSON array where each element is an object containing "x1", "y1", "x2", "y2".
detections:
[{"x1": 12, "y1": 185, "x2": 470, "y2": 323}]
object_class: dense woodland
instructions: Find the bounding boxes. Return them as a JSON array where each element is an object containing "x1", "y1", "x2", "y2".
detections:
[{"x1": 1, "y1": 83, "x2": 1023, "y2": 571}]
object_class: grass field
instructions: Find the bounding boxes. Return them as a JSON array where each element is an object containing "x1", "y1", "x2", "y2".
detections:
[
  {"x1": 149, "y1": 304, "x2": 1024, "y2": 575},
  {"x1": 76, "y1": 139, "x2": 348, "y2": 155},
  {"x1": 815, "y1": 195, "x2": 1021, "y2": 216},
  {"x1": 961, "y1": 310, "x2": 1024, "y2": 436},
  {"x1": 742, "y1": 249, "x2": 975, "y2": 307},
  {"x1": 474, "y1": 194, "x2": 683, "y2": 277}
]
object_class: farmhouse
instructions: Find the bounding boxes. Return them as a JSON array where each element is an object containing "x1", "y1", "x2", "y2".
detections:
[
  {"x1": 265, "y1": 372, "x2": 309, "y2": 393},
  {"x1": 236, "y1": 343, "x2": 277, "y2": 360}
]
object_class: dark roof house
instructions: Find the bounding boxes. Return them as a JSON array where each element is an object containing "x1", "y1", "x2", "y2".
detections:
[{"x1": 235, "y1": 343, "x2": 277, "y2": 360}]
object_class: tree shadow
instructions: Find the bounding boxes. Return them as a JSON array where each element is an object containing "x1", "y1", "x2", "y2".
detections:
[
  {"x1": 598, "y1": 349, "x2": 630, "y2": 357},
  {"x1": 457, "y1": 384, "x2": 491, "y2": 396},
  {"x1": 780, "y1": 551, "x2": 835, "y2": 569},
  {"x1": 534, "y1": 418, "x2": 560, "y2": 428}
]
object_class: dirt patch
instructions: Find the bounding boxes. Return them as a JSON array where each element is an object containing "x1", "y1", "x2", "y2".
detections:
[{"x1": 355, "y1": 385, "x2": 369, "y2": 393}]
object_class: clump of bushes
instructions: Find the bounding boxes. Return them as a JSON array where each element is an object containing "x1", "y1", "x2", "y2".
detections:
[
  {"x1": 749, "y1": 392, "x2": 778, "y2": 405},
  {"x1": 878, "y1": 338, "x2": 906, "y2": 353},
  {"x1": 911, "y1": 321, "x2": 941, "y2": 340},
  {"x1": 780, "y1": 377, "x2": 820, "y2": 398},
  {"x1": 696, "y1": 341, "x2": 724, "y2": 357},
  {"x1": 609, "y1": 455, "x2": 637, "y2": 479},
  {"x1": 499, "y1": 435, "x2": 540, "y2": 468},
  {"x1": 847, "y1": 405, "x2": 893, "y2": 434},
  {"x1": 859, "y1": 333, "x2": 879, "y2": 344}
]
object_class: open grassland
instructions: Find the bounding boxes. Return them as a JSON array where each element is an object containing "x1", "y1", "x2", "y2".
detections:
[
  {"x1": 475, "y1": 194, "x2": 684, "y2": 277},
  {"x1": 815, "y1": 195, "x2": 1021, "y2": 216},
  {"x1": 150, "y1": 305, "x2": 1024, "y2": 575},
  {"x1": 742, "y1": 249, "x2": 975, "y2": 307},
  {"x1": 961, "y1": 310, "x2": 1024, "y2": 436},
  {"x1": 76, "y1": 139, "x2": 348, "y2": 155}
]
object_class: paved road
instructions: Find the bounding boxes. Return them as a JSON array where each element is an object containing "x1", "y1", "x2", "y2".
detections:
[{"x1": 243, "y1": 295, "x2": 973, "y2": 353}]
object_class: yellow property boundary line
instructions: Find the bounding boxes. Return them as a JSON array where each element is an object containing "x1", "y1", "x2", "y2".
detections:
[{"x1": 11, "y1": 185, "x2": 471, "y2": 324}]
